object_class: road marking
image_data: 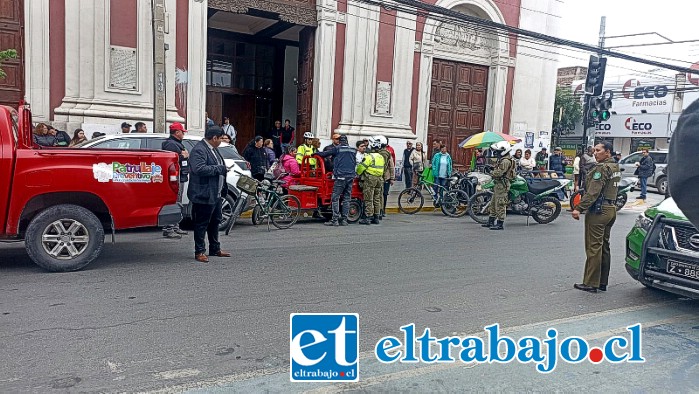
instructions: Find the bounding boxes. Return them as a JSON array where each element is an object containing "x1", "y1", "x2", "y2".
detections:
[
  {"x1": 106, "y1": 360, "x2": 123, "y2": 374},
  {"x1": 141, "y1": 300, "x2": 686, "y2": 393},
  {"x1": 303, "y1": 314, "x2": 698, "y2": 394},
  {"x1": 143, "y1": 368, "x2": 286, "y2": 393},
  {"x1": 152, "y1": 369, "x2": 201, "y2": 380}
]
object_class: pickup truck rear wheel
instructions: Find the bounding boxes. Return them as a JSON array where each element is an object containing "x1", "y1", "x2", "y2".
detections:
[{"x1": 25, "y1": 204, "x2": 104, "y2": 272}]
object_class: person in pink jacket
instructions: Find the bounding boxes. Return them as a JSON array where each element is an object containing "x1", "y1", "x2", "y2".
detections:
[{"x1": 280, "y1": 146, "x2": 301, "y2": 188}]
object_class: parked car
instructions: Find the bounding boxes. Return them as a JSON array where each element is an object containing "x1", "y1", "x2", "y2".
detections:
[
  {"x1": 76, "y1": 134, "x2": 252, "y2": 230},
  {"x1": 626, "y1": 197, "x2": 699, "y2": 299},
  {"x1": 618, "y1": 150, "x2": 668, "y2": 195}
]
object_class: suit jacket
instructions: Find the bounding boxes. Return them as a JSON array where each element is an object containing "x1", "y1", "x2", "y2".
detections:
[{"x1": 187, "y1": 139, "x2": 228, "y2": 205}]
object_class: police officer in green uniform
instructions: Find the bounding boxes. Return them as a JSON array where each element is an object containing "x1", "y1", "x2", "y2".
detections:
[
  {"x1": 483, "y1": 141, "x2": 516, "y2": 230},
  {"x1": 571, "y1": 141, "x2": 621, "y2": 293},
  {"x1": 357, "y1": 138, "x2": 385, "y2": 225}
]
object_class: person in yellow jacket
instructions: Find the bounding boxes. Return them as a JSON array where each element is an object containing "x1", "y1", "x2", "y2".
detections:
[
  {"x1": 296, "y1": 132, "x2": 317, "y2": 167},
  {"x1": 356, "y1": 139, "x2": 385, "y2": 225}
]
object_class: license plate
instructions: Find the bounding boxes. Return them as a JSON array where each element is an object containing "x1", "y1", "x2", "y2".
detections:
[{"x1": 667, "y1": 260, "x2": 699, "y2": 280}]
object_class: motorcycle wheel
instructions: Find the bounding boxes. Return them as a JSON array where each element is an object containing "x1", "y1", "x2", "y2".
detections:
[
  {"x1": 440, "y1": 190, "x2": 469, "y2": 218},
  {"x1": 615, "y1": 193, "x2": 627, "y2": 211},
  {"x1": 468, "y1": 191, "x2": 492, "y2": 224},
  {"x1": 532, "y1": 197, "x2": 561, "y2": 224}
]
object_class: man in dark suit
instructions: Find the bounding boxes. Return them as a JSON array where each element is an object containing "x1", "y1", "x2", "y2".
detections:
[{"x1": 187, "y1": 126, "x2": 231, "y2": 263}]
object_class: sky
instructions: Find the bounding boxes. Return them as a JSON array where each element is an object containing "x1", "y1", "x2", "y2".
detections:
[{"x1": 555, "y1": 0, "x2": 699, "y2": 81}]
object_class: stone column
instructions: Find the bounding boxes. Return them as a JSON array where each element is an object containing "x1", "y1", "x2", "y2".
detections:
[
  {"x1": 312, "y1": 0, "x2": 338, "y2": 138},
  {"x1": 24, "y1": 0, "x2": 51, "y2": 122},
  {"x1": 186, "y1": 0, "x2": 208, "y2": 133},
  {"x1": 485, "y1": 61, "x2": 509, "y2": 132}
]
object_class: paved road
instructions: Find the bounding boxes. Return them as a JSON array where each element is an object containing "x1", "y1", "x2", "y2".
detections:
[{"x1": 1, "y1": 193, "x2": 696, "y2": 392}]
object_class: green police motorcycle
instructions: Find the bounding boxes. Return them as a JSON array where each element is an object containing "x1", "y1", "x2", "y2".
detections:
[{"x1": 468, "y1": 175, "x2": 566, "y2": 224}]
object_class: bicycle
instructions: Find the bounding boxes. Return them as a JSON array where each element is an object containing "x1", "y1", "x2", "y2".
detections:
[
  {"x1": 397, "y1": 173, "x2": 469, "y2": 217},
  {"x1": 233, "y1": 171, "x2": 301, "y2": 230}
]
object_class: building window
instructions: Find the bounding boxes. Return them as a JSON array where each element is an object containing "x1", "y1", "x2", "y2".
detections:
[{"x1": 206, "y1": 37, "x2": 275, "y2": 92}]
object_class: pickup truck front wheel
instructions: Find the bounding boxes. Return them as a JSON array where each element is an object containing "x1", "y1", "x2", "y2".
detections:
[{"x1": 25, "y1": 204, "x2": 104, "y2": 272}]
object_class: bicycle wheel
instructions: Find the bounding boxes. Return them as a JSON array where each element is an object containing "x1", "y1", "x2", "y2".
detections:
[
  {"x1": 440, "y1": 190, "x2": 469, "y2": 218},
  {"x1": 270, "y1": 195, "x2": 301, "y2": 229},
  {"x1": 398, "y1": 187, "x2": 425, "y2": 214},
  {"x1": 252, "y1": 206, "x2": 264, "y2": 225},
  {"x1": 468, "y1": 191, "x2": 493, "y2": 224}
]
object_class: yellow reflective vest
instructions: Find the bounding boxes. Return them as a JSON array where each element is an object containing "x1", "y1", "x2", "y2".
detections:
[
  {"x1": 357, "y1": 153, "x2": 385, "y2": 177},
  {"x1": 296, "y1": 144, "x2": 317, "y2": 166}
]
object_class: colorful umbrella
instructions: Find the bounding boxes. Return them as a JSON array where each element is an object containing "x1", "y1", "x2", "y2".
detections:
[{"x1": 458, "y1": 131, "x2": 521, "y2": 149}]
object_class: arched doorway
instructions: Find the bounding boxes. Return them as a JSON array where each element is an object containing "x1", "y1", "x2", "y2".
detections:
[{"x1": 417, "y1": 0, "x2": 512, "y2": 168}]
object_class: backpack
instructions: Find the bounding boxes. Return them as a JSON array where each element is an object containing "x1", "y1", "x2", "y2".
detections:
[
  {"x1": 505, "y1": 158, "x2": 517, "y2": 180},
  {"x1": 272, "y1": 157, "x2": 286, "y2": 178}
]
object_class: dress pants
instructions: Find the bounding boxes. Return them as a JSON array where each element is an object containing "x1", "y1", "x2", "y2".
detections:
[
  {"x1": 192, "y1": 199, "x2": 222, "y2": 255},
  {"x1": 583, "y1": 205, "x2": 616, "y2": 288}
]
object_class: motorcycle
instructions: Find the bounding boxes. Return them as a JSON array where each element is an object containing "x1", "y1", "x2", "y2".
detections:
[
  {"x1": 570, "y1": 176, "x2": 637, "y2": 212},
  {"x1": 468, "y1": 175, "x2": 566, "y2": 225},
  {"x1": 448, "y1": 171, "x2": 480, "y2": 199}
]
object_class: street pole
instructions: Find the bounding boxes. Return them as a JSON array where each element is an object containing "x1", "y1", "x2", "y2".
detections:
[
  {"x1": 151, "y1": 0, "x2": 166, "y2": 133},
  {"x1": 581, "y1": 16, "x2": 606, "y2": 152}
]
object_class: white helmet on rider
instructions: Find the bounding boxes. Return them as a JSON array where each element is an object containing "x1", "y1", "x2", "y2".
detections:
[
  {"x1": 303, "y1": 132, "x2": 314, "y2": 139},
  {"x1": 374, "y1": 135, "x2": 388, "y2": 148},
  {"x1": 490, "y1": 141, "x2": 512, "y2": 157},
  {"x1": 366, "y1": 136, "x2": 380, "y2": 150}
]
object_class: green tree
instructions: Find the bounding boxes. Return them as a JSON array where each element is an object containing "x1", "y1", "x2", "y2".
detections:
[
  {"x1": 0, "y1": 49, "x2": 18, "y2": 79},
  {"x1": 552, "y1": 85, "x2": 582, "y2": 133}
]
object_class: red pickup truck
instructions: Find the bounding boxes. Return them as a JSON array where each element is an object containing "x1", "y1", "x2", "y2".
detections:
[{"x1": 0, "y1": 103, "x2": 182, "y2": 271}]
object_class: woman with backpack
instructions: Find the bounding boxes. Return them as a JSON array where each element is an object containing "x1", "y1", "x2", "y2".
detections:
[{"x1": 409, "y1": 142, "x2": 429, "y2": 187}]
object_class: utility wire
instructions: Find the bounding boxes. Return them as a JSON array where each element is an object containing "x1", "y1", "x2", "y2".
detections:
[
  {"x1": 360, "y1": 0, "x2": 699, "y2": 75},
  {"x1": 331, "y1": 2, "x2": 681, "y2": 82}
]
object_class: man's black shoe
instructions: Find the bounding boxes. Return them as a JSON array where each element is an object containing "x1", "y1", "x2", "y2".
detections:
[
  {"x1": 489, "y1": 220, "x2": 504, "y2": 230},
  {"x1": 482, "y1": 217, "x2": 495, "y2": 228},
  {"x1": 574, "y1": 283, "x2": 599, "y2": 293},
  {"x1": 339, "y1": 219, "x2": 349, "y2": 226},
  {"x1": 359, "y1": 218, "x2": 371, "y2": 225},
  {"x1": 370, "y1": 215, "x2": 381, "y2": 224},
  {"x1": 324, "y1": 220, "x2": 339, "y2": 227},
  {"x1": 598, "y1": 284, "x2": 607, "y2": 291}
]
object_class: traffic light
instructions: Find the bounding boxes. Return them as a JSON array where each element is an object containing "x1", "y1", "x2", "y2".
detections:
[
  {"x1": 588, "y1": 91, "x2": 613, "y2": 123},
  {"x1": 585, "y1": 55, "x2": 607, "y2": 96}
]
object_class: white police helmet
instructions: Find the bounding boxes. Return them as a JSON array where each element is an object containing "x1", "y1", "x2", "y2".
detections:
[
  {"x1": 303, "y1": 132, "x2": 314, "y2": 139},
  {"x1": 490, "y1": 141, "x2": 512, "y2": 156}
]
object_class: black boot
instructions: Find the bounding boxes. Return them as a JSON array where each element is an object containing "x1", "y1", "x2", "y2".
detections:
[
  {"x1": 482, "y1": 217, "x2": 495, "y2": 228},
  {"x1": 359, "y1": 217, "x2": 371, "y2": 225},
  {"x1": 371, "y1": 215, "x2": 381, "y2": 224},
  {"x1": 490, "y1": 220, "x2": 504, "y2": 230}
]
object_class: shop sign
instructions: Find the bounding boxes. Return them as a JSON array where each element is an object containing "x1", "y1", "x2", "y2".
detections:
[{"x1": 592, "y1": 114, "x2": 670, "y2": 138}]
